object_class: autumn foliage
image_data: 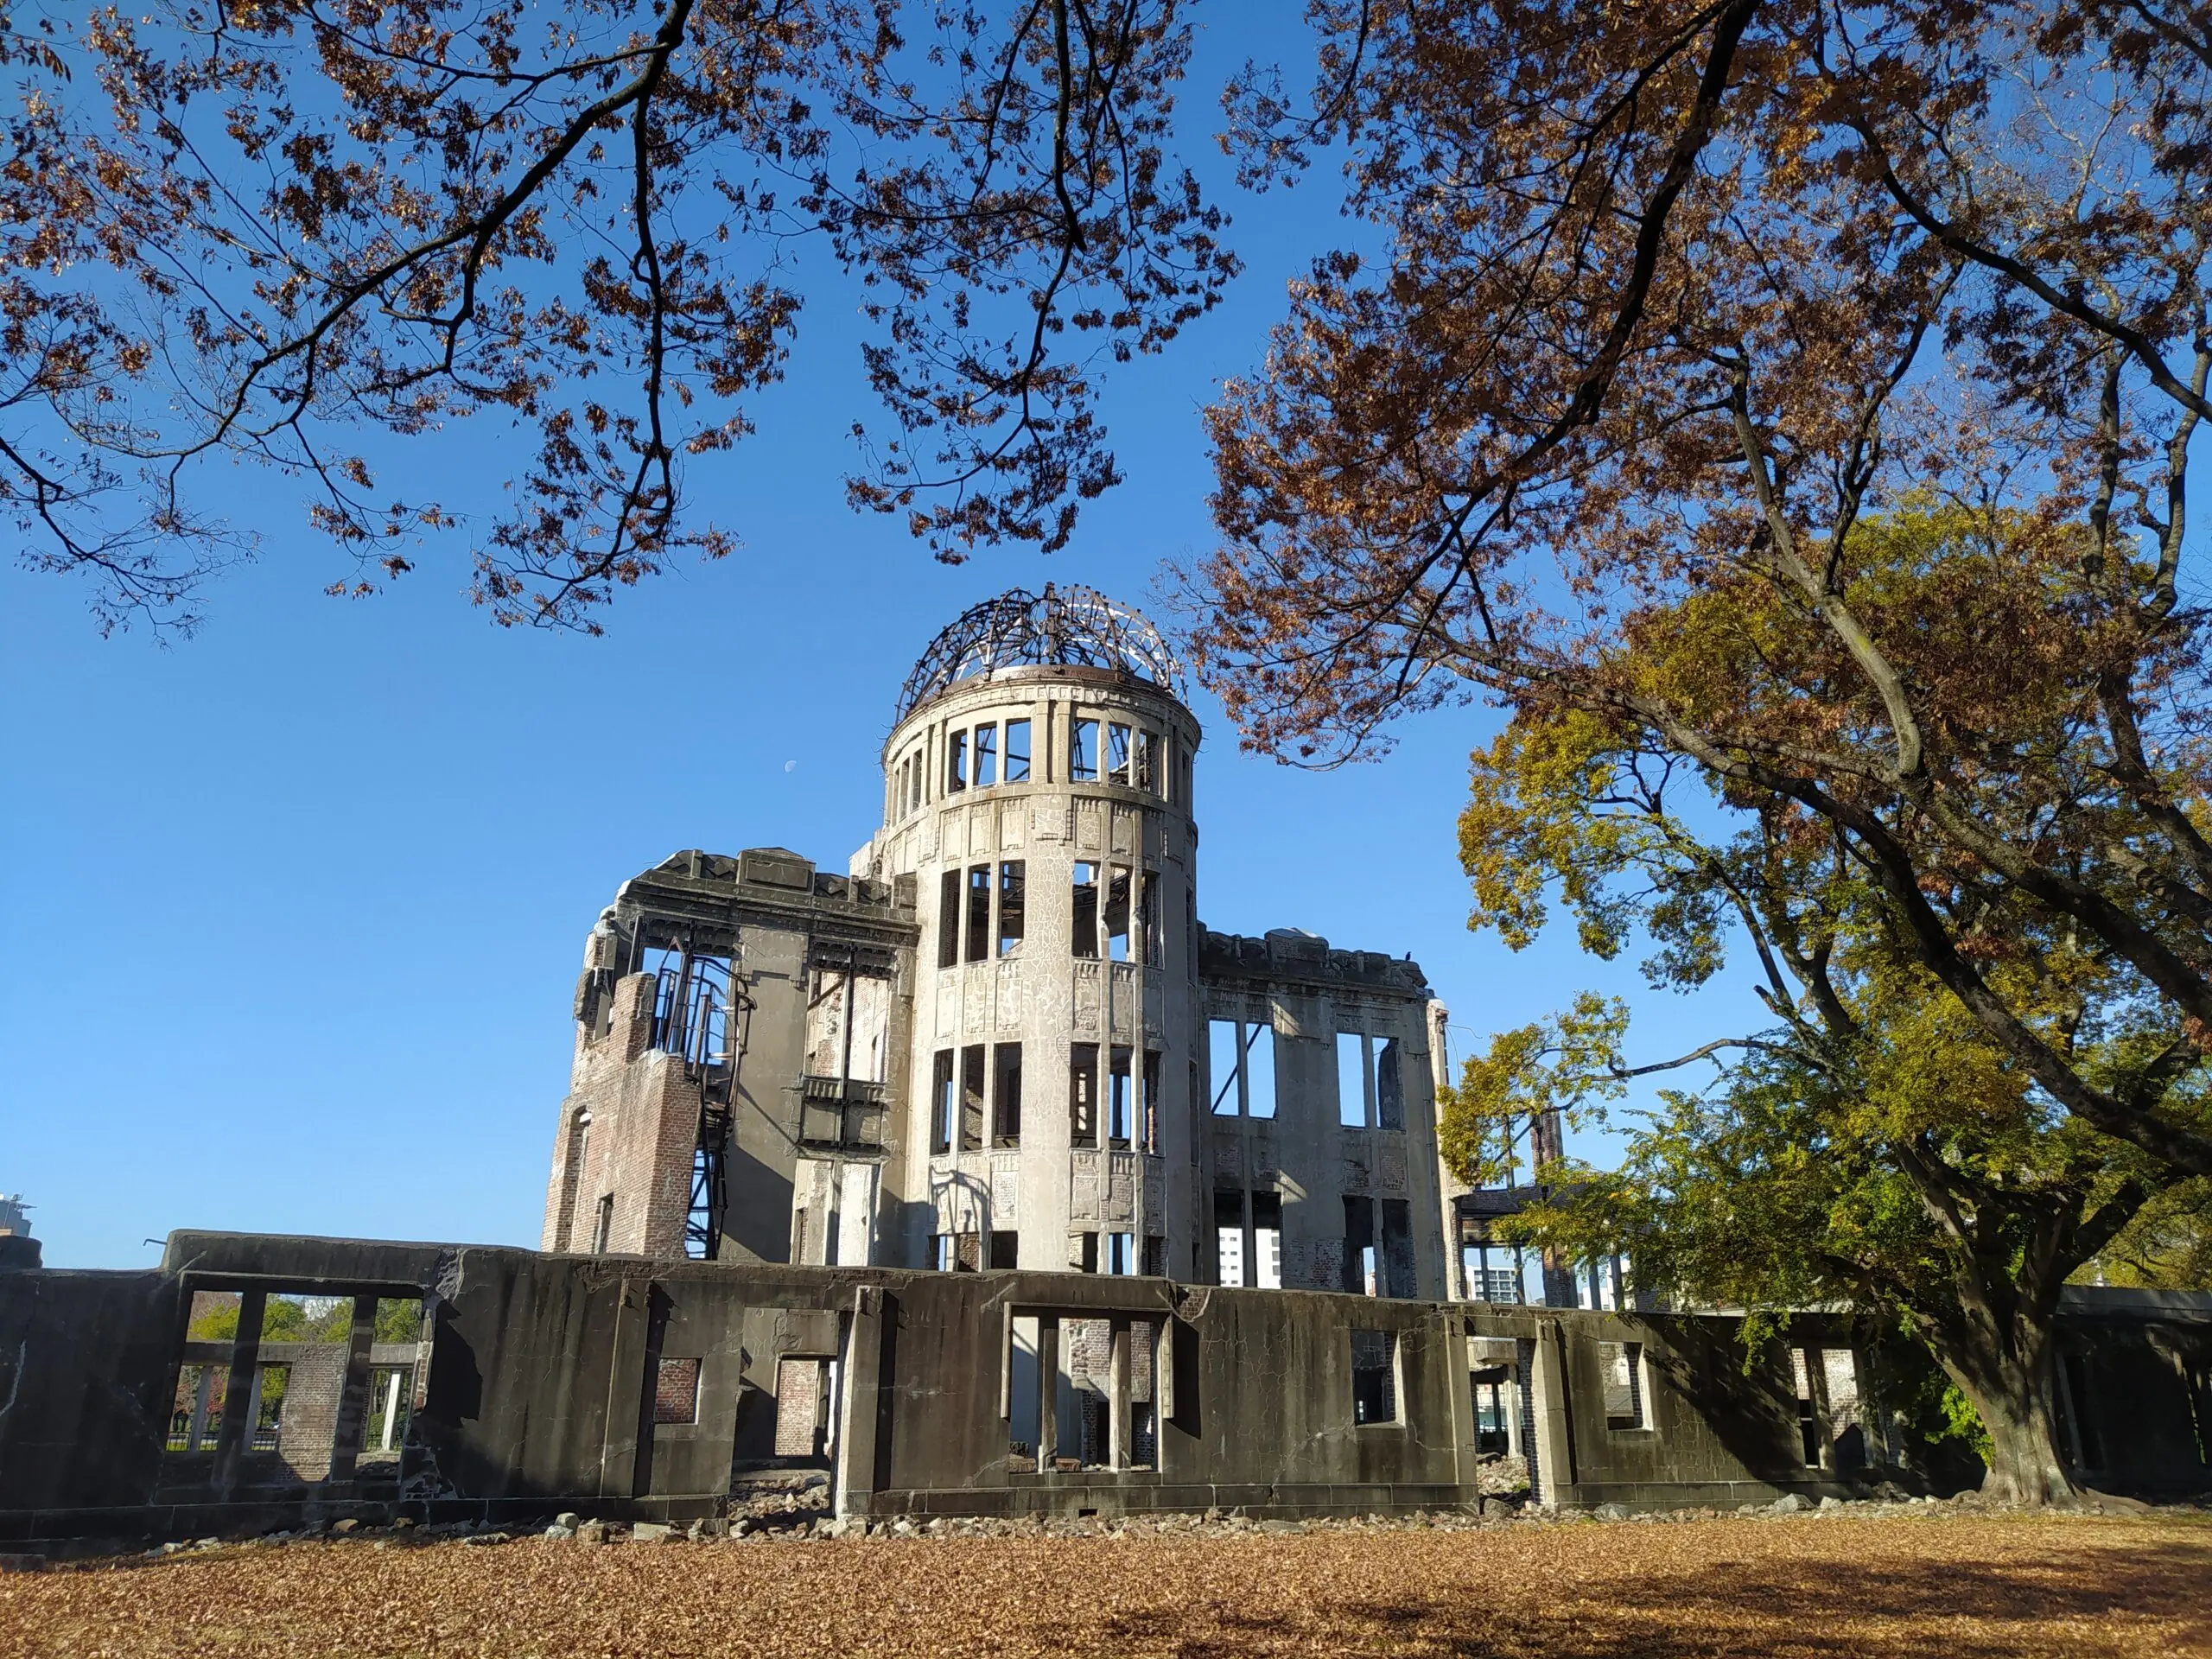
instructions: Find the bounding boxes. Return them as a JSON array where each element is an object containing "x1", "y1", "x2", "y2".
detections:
[
  {"x1": 2, "y1": 0, "x2": 1233, "y2": 630},
  {"x1": 1185, "y1": 0, "x2": 2212, "y2": 1187}
]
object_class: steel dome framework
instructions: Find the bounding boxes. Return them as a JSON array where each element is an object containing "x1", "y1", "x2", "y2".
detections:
[{"x1": 893, "y1": 584, "x2": 1186, "y2": 725}]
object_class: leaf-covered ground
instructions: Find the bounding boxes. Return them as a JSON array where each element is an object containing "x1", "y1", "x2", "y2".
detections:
[{"x1": 5, "y1": 1512, "x2": 2209, "y2": 1658}]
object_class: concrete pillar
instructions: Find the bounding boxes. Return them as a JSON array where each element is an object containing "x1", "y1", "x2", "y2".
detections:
[
  {"x1": 210, "y1": 1289, "x2": 265, "y2": 1496},
  {"x1": 1036, "y1": 1317, "x2": 1060, "y2": 1472},
  {"x1": 326, "y1": 1293, "x2": 378, "y2": 1483},
  {"x1": 1527, "y1": 1322, "x2": 1578, "y2": 1508}
]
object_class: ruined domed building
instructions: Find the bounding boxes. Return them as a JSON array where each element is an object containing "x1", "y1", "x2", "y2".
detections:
[
  {"x1": 540, "y1": 586, "x2": 1462, "y2": 1304},
  {"x1": 7, "y1": 593, "x2": 2196, "y2": 1548}
]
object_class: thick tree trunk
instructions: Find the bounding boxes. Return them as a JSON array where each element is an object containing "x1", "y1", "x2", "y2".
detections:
[{"x1": 1931, "y1": 1300, "x2": 2078, "y2": 1505}]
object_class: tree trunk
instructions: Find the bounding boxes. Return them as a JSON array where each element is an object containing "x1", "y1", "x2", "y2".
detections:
[{"x1": 1931, "y1": 1300, "x2": 2078, "y2": 1505}]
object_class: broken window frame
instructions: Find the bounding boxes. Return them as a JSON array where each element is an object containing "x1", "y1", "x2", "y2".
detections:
[
  {"x1": 998, "y1": 860, "x2": 1025, "y2": 957},
  {"x1": 966, "y1": 864, "x2": 992, "y2": 964},
  {"x1": 1104, "y1": 864, "x2": 1133, "y2": 962},
  {"x1": 911, "y1": 748, "x2": 925, "y2": 810},
  {"x1": 1106, "y1": 721, "x2": 1133, "y2": 785},
  {"x1": 1071, "y1": 861, "x2": 1101, "y2": 959},
  {"x1": 1005, "y1": 718, "x2": 1032, "y2": 783},
  {"x1": 1138, "y1": 873, "x2": 1163, "y2": 968},
  {"x1": 1134, "y1": 728, "x2": 1157, "y2": 792},
  {"x1": 993, "y1": 1043, "x2": 1023, "y2": 1147},
  {"x1": 1245, "y1": 1020, "x2": 1277, "y2": 1120},
  {"x1": 948, "y1": 728, "x2": 969, "y2": 792},
  {"x1": 1207, "y1": 1018, "x2": 1242, "y2": 1116},
  {"x1": 1071, "y1": 716, "x2": 1100, "y2": 782},
  {"x1": 973, "y1": 722, "x2": 998, "y2": 787}
]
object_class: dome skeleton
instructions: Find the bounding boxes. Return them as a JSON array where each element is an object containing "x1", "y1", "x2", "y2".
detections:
[{"x1": 893, "y1": 583, "x2": 1187, "y2": 726}]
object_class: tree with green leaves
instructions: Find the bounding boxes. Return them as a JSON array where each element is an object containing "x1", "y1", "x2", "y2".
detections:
[
  {"x1": 1187, "y1": 0, "x2": 2212, "y2": 1198},
  {"x1": 1438, "y1": 525, "x2": 2212, "y2": 1502}
]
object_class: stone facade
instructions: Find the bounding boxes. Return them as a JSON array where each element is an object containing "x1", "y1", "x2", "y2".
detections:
[{"x1": 538, "y1": 589, "x2": 1458, "y2": 1305}]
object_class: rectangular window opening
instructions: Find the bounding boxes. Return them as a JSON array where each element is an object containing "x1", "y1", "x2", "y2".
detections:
[
  {"x1": 593, "y1": 1193, "x2": 615, "y2": 1255},
  {"x1": 974, "y1": 722, "x2": 998, "y2": 787},
  {"x1": 1377, "y1": 1037, "x2": 1404, "y2": 1130},
  {"x1": 931, "y1": 1050, "x2": 956, "y2": 1154},
  {"x1": 1139, "y1": 873, "x2": 1163, "y2": 969},
  {"x1": 1005, "y1": 718, "x2": 1032, "y2": 783},
  {"x1": 966, "y1": 865, "x2": 991, "y2": 963},
  {"x1": 957, "y1": 1231, "x2": 983, "y2": 1273},
  {"x1": 1351, "y1": 1330, "x2": 1398, "y2": 1425},
  {"x1": 1338, "y1": 1031, "x2": 1369, "y2": 1128},
  {"x1": 948, "y1": 728, "x2": 969, "y2": 792},
  {"x1": 1246, "y1": 1022, "x2": 1277, "y2": 1120},
  {"x1": 1109, "y1": 1047, "x2": 1134, "y2": 1147},
  {"x1": 1071, "y1": 861, "x2": 1101, "y2": 959},
  {"x1": 998, "y1": 861, "x2": 1026, "y2": 957},
  {"x1": 1215, "y1": 1190, "x2": 1245, "y2": 1287},
  {"x1": 1142, "y1": 1236, "x2": 1166, "y2": 1278},
  {"x1": 1107, "y1": 722, "x2": 1132, "y2": 785},
  {"x1": 1105, "y1": 865, "x2": 1133, "y2": 961},
  {"x1": 1071, "y1": 717, "x2": 1100, "y2": 782},
  {"x1": 1070, "y1": 1043, "x2": 1099, "y2": 1147},
  {"x1": 1141, "y1": 1050, "x2": 1162, "y2": 1154},
  {"x1": 1253, "y1": 1191, "x2": 1283, "y2": 1290},
  {"x1": 654, "y1": 1357, "x2": 701, "y2": 1426},
  {"x1": 1135, "y1": 729, "x2": 1158, "y2": 792},
  {"x1": 1208, "y1": 1018, "x2": 1242, "y2": 1116},
  {"x1": 1070, "y1": 1230, "x2": 1099, "y2": 1273},
  {"x1": 989, "y1": 1230, "x2": 1020, "y2": 1270},
  {"x1": 938, "y1": 870, "x2": 961, "y2": 969},
  {"x1": 961, "y1": 1045, "x2": 987, "y2": 1152},
  {"x1": 993, "y1": 1043, "x2": 1023, "y2": 1147},
  {"x1": 1603, "y1": 1340, "x2": 1646, "y2": 1430},
  {"x1": 1381, "y1": 1198, "x2": 1414, "y2": 1299}
]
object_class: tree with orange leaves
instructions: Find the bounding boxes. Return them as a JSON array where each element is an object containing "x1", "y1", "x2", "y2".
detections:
[
  {"x1": 3, "y1": 0, "x2": 1234, "y2": 632},
  {"x1": 1185, "y1": 0, "x2": 2212, "y2": 1190}
]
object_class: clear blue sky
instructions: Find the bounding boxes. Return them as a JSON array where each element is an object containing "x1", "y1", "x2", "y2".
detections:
[{"x1": 1, "y1": 11, "x2": 1741, "y2": 1269}]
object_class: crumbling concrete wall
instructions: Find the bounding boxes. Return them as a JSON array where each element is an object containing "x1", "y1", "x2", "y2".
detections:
[
  {"x1": 6, "y1": 1231, "x2": 2202, "y2": 1543},
  {"x1": 541, "y1": 849, "x2": 918, "y2": 1266},
  {"x1": 1198, "y1": 930, "x2": 1451, "y2": 1301}
]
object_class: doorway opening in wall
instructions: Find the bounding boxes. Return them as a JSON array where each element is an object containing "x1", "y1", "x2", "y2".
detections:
[
  {"x1": 1471, "y1": 1365, "x2": 1512, "y2": 1453},
  {"x1": 1007, "y1": 1312, "x2": 1162, "y2": 1477},
  {"x1": 731, "y1": 1354, "x2": 840, "y2": 1479}
]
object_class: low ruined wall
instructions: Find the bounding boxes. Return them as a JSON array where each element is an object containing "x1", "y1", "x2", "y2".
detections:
[{"x1": 0, "y1": 1232, "x2": 2204, "y2": 1545}]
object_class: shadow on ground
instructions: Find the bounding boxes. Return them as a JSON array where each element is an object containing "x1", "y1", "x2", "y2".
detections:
[{"x1": 1090, "y1": 1537, "x2": 2212, "y2": 1657}]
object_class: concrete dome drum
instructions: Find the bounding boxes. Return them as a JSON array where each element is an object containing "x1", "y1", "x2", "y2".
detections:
[{"x1": 893, "y1": 583, "x2": 1185, "y2": 724}]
